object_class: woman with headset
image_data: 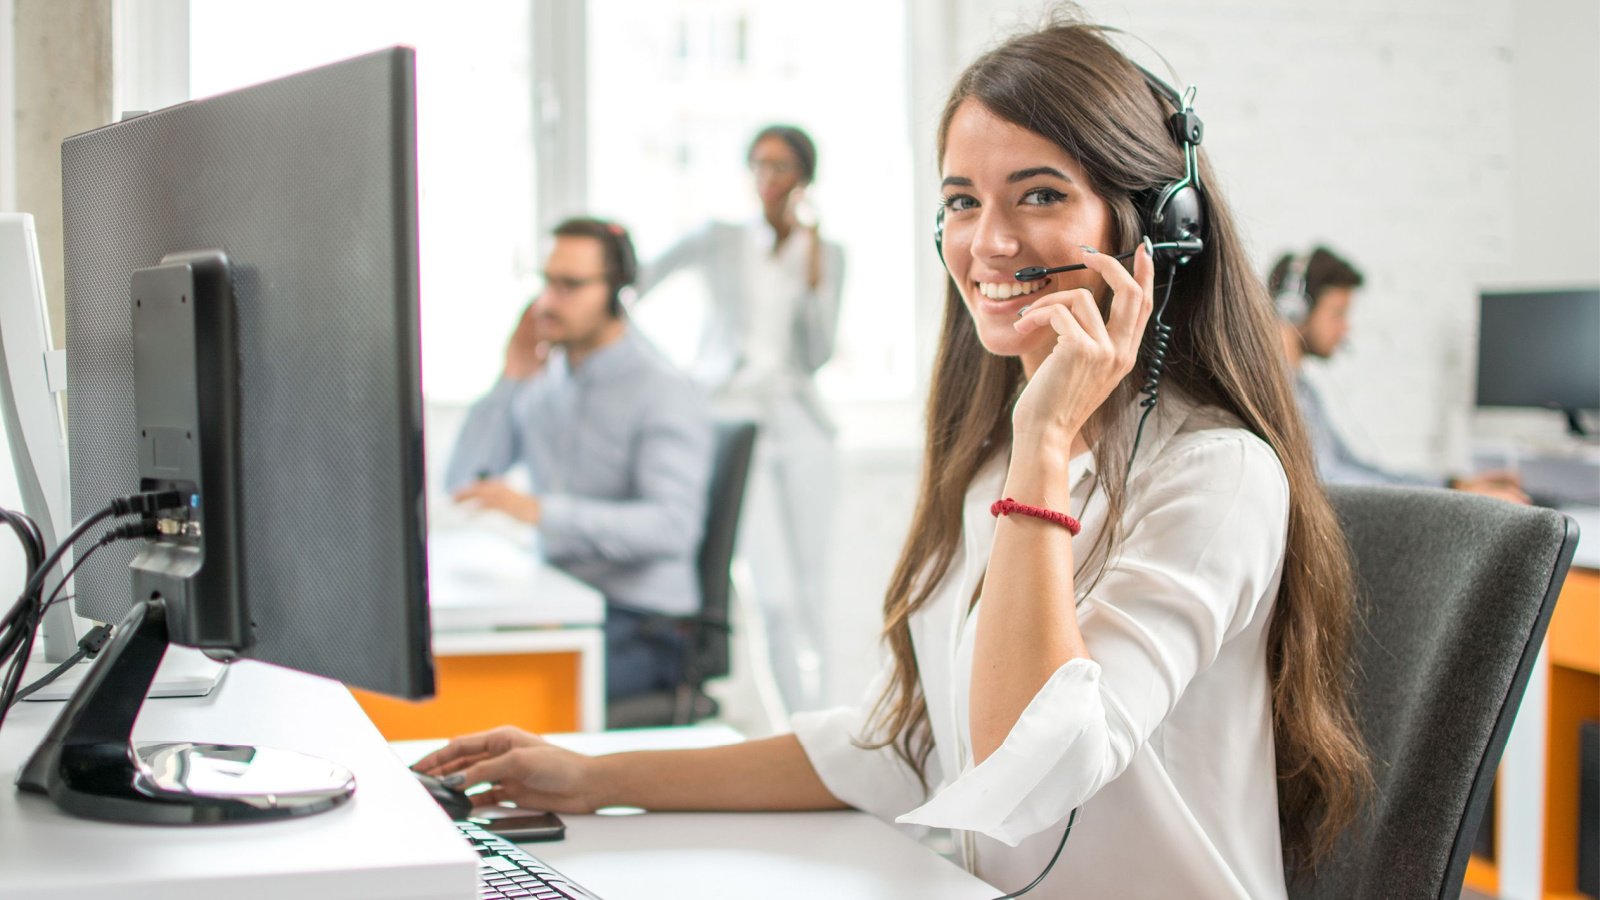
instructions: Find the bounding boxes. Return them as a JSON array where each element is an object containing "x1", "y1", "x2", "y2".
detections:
[
  {"x1": 631, "y1": 124, "x2": 846, "y2": 714},
  {"x1": 417, "y1": 15, "x2": 1368, "y2": 897}
]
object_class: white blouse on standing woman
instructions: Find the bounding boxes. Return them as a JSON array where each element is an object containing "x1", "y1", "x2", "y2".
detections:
[{"x1": 791, "y1": 391, "x2": 1293, "y2": 899}]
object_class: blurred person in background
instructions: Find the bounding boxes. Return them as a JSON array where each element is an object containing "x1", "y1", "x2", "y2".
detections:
[
  {"x1": 634, "y1": 124, "x2": 846, "y2": 713},
  {"x1": 1269, "y1": 246, "x2": 1527, "y2": 502},
  {"x1": 447, "y1": 217, "x2": 714, "y2": 703}
]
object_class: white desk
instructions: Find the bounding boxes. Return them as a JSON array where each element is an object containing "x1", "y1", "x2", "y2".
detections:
[
  {"x1": 428, "y1": 528, "x2": 607, "y2": 731},
  {"x1": 0, "y1": 661, "x2": 477, "y2": 900},
  {"x1": 3, "y1": 672, "x2": 998, "y2": 899},
  {"x1": 394, "y1": 730, "x2": 999, "y2": 900}
]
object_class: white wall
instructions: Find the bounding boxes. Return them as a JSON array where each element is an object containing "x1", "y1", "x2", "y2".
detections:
[
  {"x1": 1508, "y1": 0, "x2": 1600, "y2": 287},
  {"x1": 930, "y1": 0, "x2": 1597, "y2": 476}
]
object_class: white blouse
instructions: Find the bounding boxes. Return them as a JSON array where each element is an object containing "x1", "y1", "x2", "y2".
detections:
[{"x1": 792, "y1": 393, "x2": 1292, "y2": 898}]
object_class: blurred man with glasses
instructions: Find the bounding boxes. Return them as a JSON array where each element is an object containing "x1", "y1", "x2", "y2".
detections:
[{"x1": 447, "y1": 218, "x2": 714, "y2": 703}]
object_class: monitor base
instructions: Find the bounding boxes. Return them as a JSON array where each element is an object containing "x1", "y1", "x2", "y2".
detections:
[{"x1": 14, "y1": 597, "x2": 354, "y2": 824}]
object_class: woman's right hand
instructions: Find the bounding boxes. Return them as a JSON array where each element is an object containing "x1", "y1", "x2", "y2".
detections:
[{"x1": 411, "y1": 726, "x2": 602, "y2": 813}]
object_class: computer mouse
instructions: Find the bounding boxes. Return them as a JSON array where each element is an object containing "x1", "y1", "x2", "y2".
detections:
[{"x1": 413, "y1": 771, "x2": 473, "y2": 820}]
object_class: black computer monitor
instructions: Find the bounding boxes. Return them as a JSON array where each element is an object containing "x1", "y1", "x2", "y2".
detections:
[
  {"x1": 1475, "y1": 288, "x2": 1600, "y2": 435},
  {"x1": 15, "y1": 48, "x2": 433, "y2": 824}
]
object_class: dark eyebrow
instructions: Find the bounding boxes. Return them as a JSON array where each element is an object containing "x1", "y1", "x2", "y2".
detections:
[
  {"x1": 1009, "y1": 166, "x2": 1071, "y2": 184},
  {"x1": 941, "y1": 168, "x2": 1072, "y2": 189}
]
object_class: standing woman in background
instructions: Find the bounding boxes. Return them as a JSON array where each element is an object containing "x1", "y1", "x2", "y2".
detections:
[{"x1": 634, "y1": 125, "x2": 847, "y2": 714}]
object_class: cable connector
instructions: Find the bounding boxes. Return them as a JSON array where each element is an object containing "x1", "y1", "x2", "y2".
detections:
[
  {"x1": 77, "y1": 624, "x2": 113, "y2": 658},
  {"x1": 103, "y1": 519, "x2": 161, "y2": 543},
  {"x1": 110, "y1": 490, "x2": 185, "y2": 517}
]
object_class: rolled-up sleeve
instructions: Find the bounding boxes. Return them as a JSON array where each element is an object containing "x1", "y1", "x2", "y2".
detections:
[
  {"x1": 897, "y1": 434, "x2": 1290, "y2": 845},
  {"x1": 791, "y1": 664, "x2": 941, "y2": 824}
]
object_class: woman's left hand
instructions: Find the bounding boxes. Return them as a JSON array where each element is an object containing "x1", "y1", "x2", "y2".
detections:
[{"x1": 1011, "y1": 238, "x2": 1156, "y2": 446}]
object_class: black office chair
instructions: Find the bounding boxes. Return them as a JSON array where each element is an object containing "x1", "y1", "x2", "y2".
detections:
[
  {"x1": 606, "y1": 419, "x2": 758, "y2": 729},
  {"x1": 1288, "y1": 486, "x2": 1578, "y2": 899}
]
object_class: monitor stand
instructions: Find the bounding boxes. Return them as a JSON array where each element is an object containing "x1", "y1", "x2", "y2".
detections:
[{"x1": 14, "y1": 596, "x2": 355, "y2": 824}]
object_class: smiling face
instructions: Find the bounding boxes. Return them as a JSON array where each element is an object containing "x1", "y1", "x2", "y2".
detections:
[{"x1": 939, "y1": 100, "x2": 1117, "y2": 361}]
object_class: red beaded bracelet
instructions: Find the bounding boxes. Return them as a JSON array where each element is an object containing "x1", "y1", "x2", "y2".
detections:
[{"x1": 990, "y1": 497, "x2": 1082, "y2": 536}]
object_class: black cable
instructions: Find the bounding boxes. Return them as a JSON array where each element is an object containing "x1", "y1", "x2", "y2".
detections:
[
  {"x1": 0, "y1": 508, "x2": 46, "y2": 642},
  {"x1": 2, "y1": 489, "x2": 178, "y2": 637},
  {"x1": 11, "y1": 623, "x2": 113, "y2": 705},
  {"x1": 0, "y1": 490, "x2": 181, "y2": 732},
  {"x1": 0, "y1": 507, "x2": 46, "y2": 719},
  {"x1": 990, "y1": 807, "x2": 1079, "y2": 899},
  {"x1": 40, "y1": 520, "x2": 156, "y2": 615},
  {"x1": 0, "y1": 508, "x2": 45, "y2": 575},
  {"x1": 0, "y1": 519, "x2": 147, "y2": 715},
  {"x1": 1125, "y1": 265, "x2": 1179, "y2": 479}
]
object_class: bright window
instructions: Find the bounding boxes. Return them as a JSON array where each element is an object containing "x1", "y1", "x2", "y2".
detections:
[
  {"x1": 189, "y1": 0, "x2": 539, "y2": 405},
  {"x1": 587, "y1": 0, "x2": 915, "y2": 402}
]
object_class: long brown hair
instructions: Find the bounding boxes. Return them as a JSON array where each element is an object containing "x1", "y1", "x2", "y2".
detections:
[{"x1": 860, "y1": 13, "x2": 1369, "y2": 873}]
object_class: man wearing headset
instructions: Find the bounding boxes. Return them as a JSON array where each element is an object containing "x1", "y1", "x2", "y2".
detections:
[
  {"x1": 1269, "y1": 246, "x2": 1526, "y2": 502},
  {"x1": 446, "y1": 217, "x2": 715, "y2": 701}
]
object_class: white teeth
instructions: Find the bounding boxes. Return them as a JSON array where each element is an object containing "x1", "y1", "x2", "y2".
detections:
[{"x1": 976, "y1": 280, "x2": 1046, "y2": 301}]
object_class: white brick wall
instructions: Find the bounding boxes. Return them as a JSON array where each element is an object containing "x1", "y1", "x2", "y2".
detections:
[{"x1": 932, "y1": 0, "x2": 1595, "y2": 474}]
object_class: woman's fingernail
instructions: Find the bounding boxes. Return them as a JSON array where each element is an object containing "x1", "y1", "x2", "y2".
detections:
[
  {"x1": 1079, "y1": 244, "x2": 1098, "y2": 254},
  {"x1": 1143, "y1": 236, "x2": 1154, "y2": 257},
  {"x1": 440, "y1": 773, "x2": 467, "y2": 788},
  {"x1": 1017, "y1": 305, "x2": 1031, "y2": 318}
]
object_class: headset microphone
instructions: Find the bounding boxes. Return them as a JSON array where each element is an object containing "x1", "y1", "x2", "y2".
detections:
[{"x1": 1014, "y1": 238, "x2": 1203, "y2": 282}]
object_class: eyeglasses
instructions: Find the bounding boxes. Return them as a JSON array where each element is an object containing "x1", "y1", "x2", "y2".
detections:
[
  {"x1": 749, "y1": 158, "x2": 799, "y2": 178},
  {"x1": 540, "y1": 274, "x2": 607, "y2": 297}
]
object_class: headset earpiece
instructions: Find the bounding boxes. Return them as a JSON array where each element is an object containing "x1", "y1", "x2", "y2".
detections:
[
  {"x1": 603, "y1": 222, "x2": 637, "y2": 318},
  {"x1": 1134, "y1": 65, "x2": 1206, "y2": 267},
  {"x1": 1273, "y1": 252, "x2": 1312, "y2": 326}
]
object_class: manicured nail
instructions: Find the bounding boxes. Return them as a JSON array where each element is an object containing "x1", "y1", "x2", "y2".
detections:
[
  {"x1": 1017, "y1": 304, "x2": 1031, "y2": 318},
  {"x1": 440, "y1": 773, "x2": 466, "y2": 788},
  {"x1": 1142, "y1": 236, "x2": 1154, "y2": 257},
  {"x1": 1079, "y1": 244, "x2": 1097, "y2": 254}
]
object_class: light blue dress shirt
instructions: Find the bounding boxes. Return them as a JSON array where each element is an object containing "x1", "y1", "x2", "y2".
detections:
[
  {"x1": 1294, "y1": 373, "x2": 1444, "y2": 488},
  {"x1": 445, "y1": 329, "x2": 714, "y2": 616}
]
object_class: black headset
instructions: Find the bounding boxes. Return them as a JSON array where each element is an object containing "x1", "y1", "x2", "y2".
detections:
[
  {"x1": 932, "y1": 64, "x2": 1206, "y2": 276},
  {"x1": 598, "y1": 222, "x2": 638, "y2": 318}
]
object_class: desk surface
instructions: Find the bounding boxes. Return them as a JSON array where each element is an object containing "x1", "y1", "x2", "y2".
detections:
[
  {"x1": 1, "y1": 661, "x2": 477, "y2": 900},
  {"x1": 395, "y1": 731, "x2": 998, "y2": 900},
  {"x1": 429, "y1": 527, "x2": 604, "y2": 630},
  {"x1": 5, "y1": 669, "x2": 996, "y2": 899}
]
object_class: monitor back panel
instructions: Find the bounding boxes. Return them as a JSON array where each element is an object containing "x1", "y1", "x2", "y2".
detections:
[{"x1": 61, "y1": 49, "x2": 432, "y2": 697}]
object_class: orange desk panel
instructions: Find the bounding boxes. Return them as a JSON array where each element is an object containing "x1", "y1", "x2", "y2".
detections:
[{"x1": 352, "y1": 651, "x2": 582, "y2": 741}]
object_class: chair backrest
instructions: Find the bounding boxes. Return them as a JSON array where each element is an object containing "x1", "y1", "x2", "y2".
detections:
[
  {"x1": 693, "y1": 419, "x2": 758, "y2": 680},
  {"x1": 1289, "y1": 486, "x2": 1578, "y2": 899}
]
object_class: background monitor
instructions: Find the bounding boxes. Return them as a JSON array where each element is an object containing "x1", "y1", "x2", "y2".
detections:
[
  {"x1": 0, "y1": 214, "x2": 75, "y2": 661},
  {"x1": 1475, "y1": 288, "x2": 1600, "y2": 435}
]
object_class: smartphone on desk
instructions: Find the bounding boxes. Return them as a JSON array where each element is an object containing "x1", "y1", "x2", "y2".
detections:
[{"x1": 467, "y1": 806, "x2": 566, "y2": 842}]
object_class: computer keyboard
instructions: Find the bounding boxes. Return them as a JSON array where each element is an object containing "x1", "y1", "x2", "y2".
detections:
[{"x1": 456, "y1": 820, "x2": 604, "y2": 899}]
